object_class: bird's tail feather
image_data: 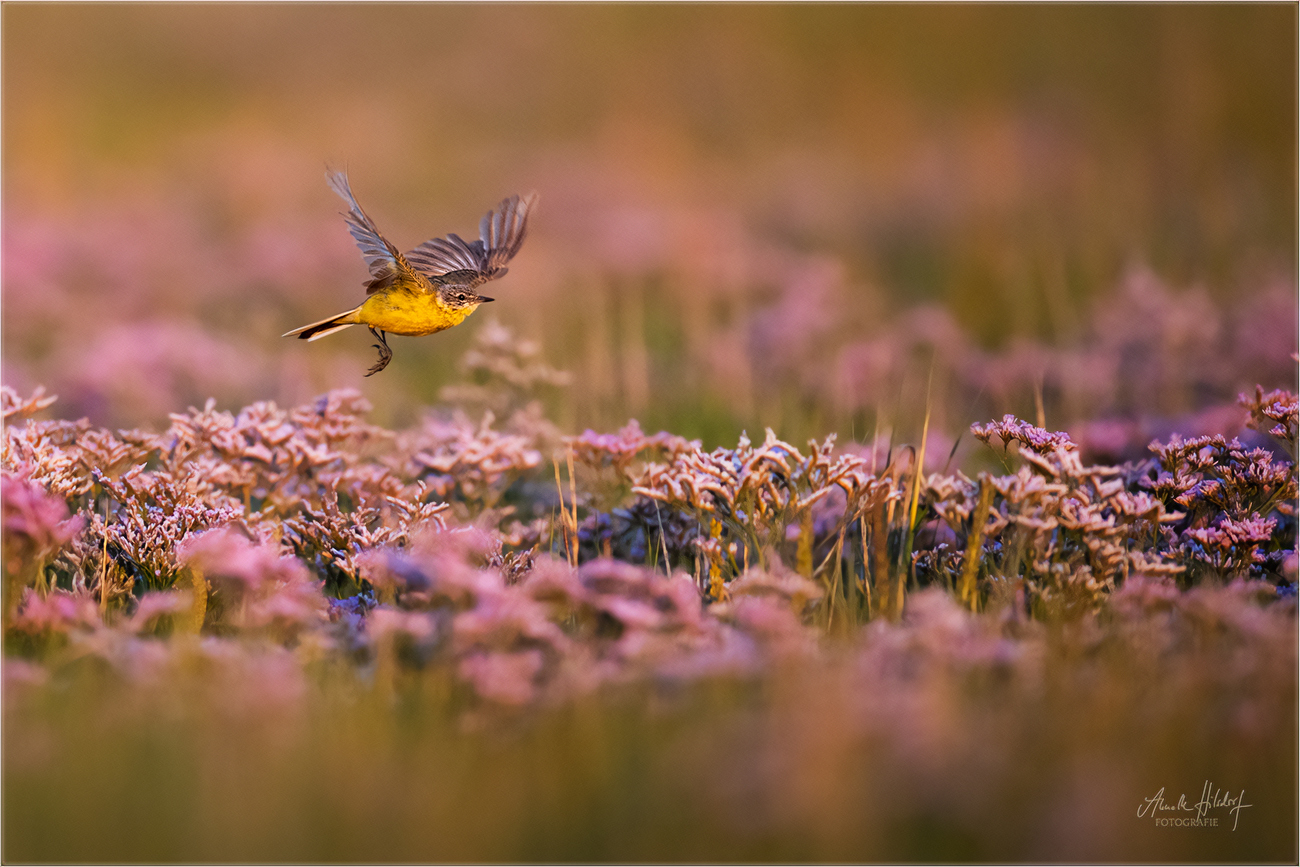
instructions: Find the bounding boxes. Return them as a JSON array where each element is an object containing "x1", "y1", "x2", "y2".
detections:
[{"x1": 282, "y1": 309, "x2": 362, "y2": 341}]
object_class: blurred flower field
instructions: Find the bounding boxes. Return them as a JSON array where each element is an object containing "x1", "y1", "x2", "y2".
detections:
[
  {"x1": 3, "y1": 347, "x2": 1296, "y2": 861},
  {"x1": 2, "y1": 4, "x2": 1298, "y2": 864}
]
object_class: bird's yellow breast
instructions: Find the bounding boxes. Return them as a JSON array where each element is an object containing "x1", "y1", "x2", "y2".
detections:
[{"x1": 356, "y1": 288, "x2": 474, "y2": 336}]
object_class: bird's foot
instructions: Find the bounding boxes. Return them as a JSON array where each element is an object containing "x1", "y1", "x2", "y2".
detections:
[{"x1": 365, "y1": 327, "x2": 393, "y2": 376}]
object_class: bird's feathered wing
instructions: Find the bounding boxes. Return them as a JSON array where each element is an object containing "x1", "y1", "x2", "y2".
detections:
[
  {"x1": 405, "y1": 192, "x2": 538, "y2": 286},
  {"x1": 326, "y1": 170, "x2": 420, "y2": 294}
]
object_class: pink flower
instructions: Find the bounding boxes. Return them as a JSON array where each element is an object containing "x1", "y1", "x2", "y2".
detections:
[
  {"x1": 729, "y1": 567, "x2": 824, "y2": 614},
  {"x1": 178, "y1": 528, "x2": 306, "y2": 597},
  {"x1": 453, "y1": 585, "x2": 567, "y2": 654},
  {"x1": 248, "y1": 578, "x2": 329, "y2": 633},
  {"x1": 971, "y1": 415, "x2": 1077, "y2": 455},
  {"x1": 458, "y1": 649, "x2": 545, "y2": 705},
  {"x1": 177, "y1": 528, "x2": 322, "y2": 634},
  {"x1": 566, "y1": 419, "x2": 697, "y2": 477},
  {"x1": 520, "y1": 555, "x2": 589, "y2": 611},
  {"x1": 127, "y1": 591, "x2": 192, "y2": 634},
  {"x1": 0, "y1": 385, "x2": 58, "y2": 421},
  {"x1": 1, "y1": 471, "x2": 83, "y2": 577},
  {"x1": 367, "y1": 607, "x2": 436, "y2": 644},
  {"x1": 727, "y1": 594, "x2": 816, "y2": 656},
  {"x1": 9, "y1": 588, "x2": 99, "y2": 635}
]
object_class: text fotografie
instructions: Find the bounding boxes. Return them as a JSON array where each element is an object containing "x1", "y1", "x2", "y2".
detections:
[{"x1": 1137, "y1": 782, "x2": 1253, "y2": 831}]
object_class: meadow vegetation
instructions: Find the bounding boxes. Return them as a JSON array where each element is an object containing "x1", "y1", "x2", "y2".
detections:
[
  {"x1": 2, "y1": 329, "x2": 1296, "y2": 860},
  {"x1": 2, "y1": 5, "x2": 1296, "y2": 862}
]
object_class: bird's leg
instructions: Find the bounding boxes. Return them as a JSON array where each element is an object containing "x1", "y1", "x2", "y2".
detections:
[{"x1": 365, "y1": 327, "x2": 393, "y2": 376}]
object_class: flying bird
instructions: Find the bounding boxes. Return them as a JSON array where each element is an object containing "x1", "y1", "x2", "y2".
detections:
[{"x1": 284, "y1": 170, "x2": 537, "y2": 375}]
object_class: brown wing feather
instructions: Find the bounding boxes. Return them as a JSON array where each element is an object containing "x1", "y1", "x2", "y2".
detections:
[
  {"x1": 405, "y1": 192, "x2": 538, "y2": 283},
  {"x1": 480, "y1": 192, "x2": 538, "y2": 277},
  {"x1": 325, "y1": 169, "x2": 419, "y2": 293},
  {"x1": 406, "y1": 232, "x2": 486, "y2": 276}
]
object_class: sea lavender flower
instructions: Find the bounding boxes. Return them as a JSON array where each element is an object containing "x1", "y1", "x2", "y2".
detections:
[
  {"x1": 1181, "y1": 514, "x2": 1279, "y2": 578},
  {"x1": 2, "y1": 472, "x2": 84, "y2": 575},
  {"x1": 458, "y1": 648, "x2": 546, "y2": 706},
  {"x1": 633, "y1": 428, "x2": 894, "y2": 589},
  {"x1": 360, "y1": 527, "x2": 513, "y2": 614},
  {"x1": 177, "y1": 526, "x2": 324, "y2": 635},
  {"x1": 971, "y1": 415, "x2": 1077, "y2": 455},
  {"x1": 718, "y1": 592, "x2": 819, "y2": 660},
  {"x1": 2, "y1": 416, "x2": 98, "y2": 498},
  {"x1": 6, "y1": 588, "x2": 100, "y2": 655},
  {"x1": 0, "y1": 385, "x2": 57, "y2": 421},
  {"x1": 366, "y1": 607, "x2": 441, "y2": 669},
  {"x1": 727, "y1": 566, "x2": 824, "y2": 615},
  {"x1": 1241, "y1": 385, "x2": 1298, "y2": 454},
  {"x1": 958, "y1": 421, "x2": 1200, "y2": 605},
  {"x1": 125, "y1": 590, "x2": 193, "y2": 635},
  {"x1": 452, "y1": 580, "x2": 569, "y2": 657},
  {"x1": 2, "y1": 472, "x2": 85, "y2": 620},
  {"x1": 1148, "y1": 432, "x2": 1296, "y2": 555},
  {"x1": 399, "y1": 410, "x2": 543, "y2": 516},
  {"x1": 567, "y1": 419, "x2": 698, "y2": 480},
  {"x1": 91, "y1": 466, "x2": 243, "y2": 595}
]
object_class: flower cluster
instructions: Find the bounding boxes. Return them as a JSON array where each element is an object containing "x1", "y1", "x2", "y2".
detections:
[
  {"x1": 6, "y1": 374, "x2": 1294, "y2": 648},
  {"x1": 931, "y1": 409, "x2": 1297, "y2": 615},
  {"x1": 2, "y1": 471, "x2": 85, "y2": 625},
  {"x1": 1241, "y1": 384, "x2": 1298, "y2": 455},
  {"x1": 1144, "y1": 426, "x2": 1297, "y2": 581},
  {"x1": 0, "y1": 385, "x2": 539, "y2": 611},
  {"x1": 395, "y1": 411, "x2": 543, "y2": 518},
  {"x1": 1, "y1": 385, "x2": 58, "y2": 421},
  {"x1": 323, "y1": 530, "x2": 825, "y2": 706},
  {"x1": 632, "y1": 429, "x2": 899, "y2": 599},
  {"x1": 178, "y1": 527, "x2": 328, "y2": 640},
  {"x1": 566, "y1": 419, "x2": 698, "y2": 480},
  {"x1": 971, "y1": 414, "x2": 1078, "y2": 455},
  {"x1": 931, "y1": 430, "x2": 1186, "y2": 614},
  {"x1": 1, "y1": 376, "x2": 1295, "y2": 866}
]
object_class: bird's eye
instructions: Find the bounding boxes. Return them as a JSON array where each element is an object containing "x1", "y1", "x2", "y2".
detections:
[{"x1": 457, "y1": 293, "x2": 467, "y2": 302}]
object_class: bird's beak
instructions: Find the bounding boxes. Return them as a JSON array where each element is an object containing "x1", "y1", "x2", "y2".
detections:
[{"x1": 479, "y1": 296, "x2": 495, "y2": 303}]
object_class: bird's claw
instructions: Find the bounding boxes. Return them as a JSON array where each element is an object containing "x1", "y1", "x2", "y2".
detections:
[{"x1": 365, "y1": 327, "x2": 392, "y2": 377}]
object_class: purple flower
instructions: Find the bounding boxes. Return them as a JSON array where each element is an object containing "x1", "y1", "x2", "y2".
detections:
[
  {"x1": 971, "y1": 415, "x2": 1077, "y2": 455},
  {"x1": 458, "y1": 649, "x2": 545, "y2": 705},
  {"x1": 1, "y1": 471, "x2": 83, "y2": 579}
]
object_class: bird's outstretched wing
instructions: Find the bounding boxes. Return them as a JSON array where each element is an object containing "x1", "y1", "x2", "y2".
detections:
[
  {"x1": 406, "y1": 192, "x2": 538, "y2": 285},
  {"x1": 326, "y1": 169, "x2": 419, "y2": 294}
]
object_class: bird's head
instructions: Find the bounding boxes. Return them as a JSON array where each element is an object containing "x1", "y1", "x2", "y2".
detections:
[{"x1": 438, "y1": 283, "x2": 494, "y2": 311}]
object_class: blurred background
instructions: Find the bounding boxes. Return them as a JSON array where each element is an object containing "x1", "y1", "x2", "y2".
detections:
[{"x1": 4, "y1": 4, "x2": 1296, "y2": 452}]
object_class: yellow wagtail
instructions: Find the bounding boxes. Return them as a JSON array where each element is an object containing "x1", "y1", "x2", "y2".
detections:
[{"x1": 285, "y1": 170, "x2": 537, "y2": 375}]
